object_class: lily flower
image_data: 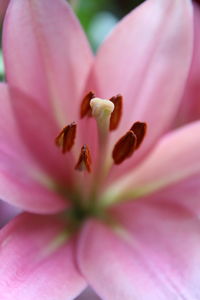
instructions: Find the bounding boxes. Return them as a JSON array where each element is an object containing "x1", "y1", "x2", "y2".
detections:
[{"x1": 0, "y1": 0, "x2": 199, "y2": 299}]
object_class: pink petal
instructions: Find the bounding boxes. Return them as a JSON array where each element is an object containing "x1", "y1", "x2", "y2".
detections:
[
  {"x1": 90, "y1": 0, "x2": 193, "y2": 180},
  {"x1": 78, "y1": 216, "x2": 200, "y2": 300},
  {"x1": 0, "y1": 84, "x2": 69, "y2": 213},
  {"x1": 145, "y1": 174, "x2": 200, "y2": 215},
  {"x1": 105, "y1": 121, "x2": 200, "y2": 204},
  {"x1": 0, "y1": 168, "x2": 68, "y2": 214},
  {"x1": 0, "y1": 83, "x2": 30, "y2": 159},
  {"x1": 8, "y1": 86, "x2": 74, "y2": 184},
  {"x1": 176, "y1": 2, "x2": 200, "y2": 126},
  {"x1": 0, "y1": 131, "x2": 67, "y2": 215},
  {"x1": 3, "y1": 0, "x2": 93, "y2": 123},
  {"x1": 0, "y1": 213, "x2": 86, "y2": 299}
]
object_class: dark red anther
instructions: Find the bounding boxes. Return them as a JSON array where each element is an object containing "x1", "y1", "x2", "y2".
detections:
[
  {"x1": 75, "y1": 145, "x2": 92, "y2": 172},
  {"x1": 55, "y1": 122, "x2": 77, "y2": 153},
  {"x1": 130, "y1": 122, "x2": 147, "y2": 149},
  {"x1": 112, "y1": 131, "x2": 137, "y2": 164},
  {"x1": 80, "y1": 91, "x2": 95, "y2": 118},
  {"x1": 109, "y1": 94, "x2": 123, "y2": 131}
]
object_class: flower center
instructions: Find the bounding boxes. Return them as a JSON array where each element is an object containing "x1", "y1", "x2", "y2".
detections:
[{"x1": 55, "y1": 92, "x2": 147, "y2": 227}]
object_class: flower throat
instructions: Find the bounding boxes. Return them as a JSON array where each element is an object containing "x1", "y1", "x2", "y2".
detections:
[
  {"x1": 55, "y1": 91, "x2": 147, "y2": 170},
  {"x1": 55, "y1": 92, "x2": 147, "y2": 226}
]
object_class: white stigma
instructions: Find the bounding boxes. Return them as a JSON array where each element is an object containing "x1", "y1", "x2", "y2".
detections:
[
  {"x1": 90, "y1": 98, "x2": 114, "y2": 119},
  {"x1": 90, "y1": 98, "x2": 114, "y2": 134}
]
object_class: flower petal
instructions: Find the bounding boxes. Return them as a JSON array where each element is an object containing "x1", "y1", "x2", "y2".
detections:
[
  {"x1": 146, "y1": 174, "x2": 200, "y2": 215},
  {"x1": 78, "y1": 215, "x2": 200, "y2": 300},
  {"x1": 8, "y1": 86, "x2": 74, "y2": 184},
  {"x1": 0, "y1": 84, "x2": 69, "y2": 213},
  {"x1": 3, "y1": 0, "x2": 93, "y2": 123},
  {"x1": 115, "y1": 200, "x2": 200, "y2": 298},
  {"x1": 0, "y1": 83, "x2": 29, "y2": 158},
  {"x1": 90, "y1": 0, "x2": 193, "y2": 179},
  {"x1": 176, "y1": 2, "x2": 200, "y2": 126},
  {"x1": 103, "y1": 121, "x2": 200, "y2": 205},
  {"x1": 0, "y1": 167, "x2": 68, "y2": 214},
  {"x1": 0, "y1": 213, "x2": 86, "y2": 300}
]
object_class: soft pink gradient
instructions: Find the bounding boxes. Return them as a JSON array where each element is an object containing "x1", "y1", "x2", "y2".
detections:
[
  {"x1": 0, "y1": 213, "x2": 86, "y2": 299},
  {"x1": 0, "y1": 0, "x2": 200, "y2": 299},
  {"x1": 176, "y1": 1, "x2": 200, "y2": 126},
  {"x1": 78, "y1": 214, "x2": 200, "y2": 300}
]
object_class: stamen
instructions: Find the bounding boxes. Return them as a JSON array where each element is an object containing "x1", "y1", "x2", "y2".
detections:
[
  {"x1": 109, "y1": 94, "x2": 123, "y2": 131},
  {"x1": 55, "y1": 122, "x2": 77, "y2": 153},
  {"x1": 112, "y1": 131, "x2": 137, "y2": 164},
  {"x1": 80, "y1": 91, "x2": 95, "y2": 118},
  {"x1": 130, "y1": 122, "x2": 147, "y2": 149},
  {"x1": 75, "y1": 145, "x2": 92, "y2": 173}
]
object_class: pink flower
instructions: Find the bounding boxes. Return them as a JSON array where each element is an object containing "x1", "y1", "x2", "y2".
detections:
[{"x1": 0, "y1": 0, "x2": 199, "y2": 299}]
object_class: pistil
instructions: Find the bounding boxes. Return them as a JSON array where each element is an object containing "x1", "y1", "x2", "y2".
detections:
[
  {"x1": 90, "y1": 97, "x2": 114, "y2": 169},
  {"x1": 89, "y1": 97, "x2": 115, "y2": 199},
  {"x1": 90, "y1": 97, "x2": 114, "y2": 142}
]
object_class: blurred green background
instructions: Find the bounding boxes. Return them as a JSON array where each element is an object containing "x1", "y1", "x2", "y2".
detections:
[
  {"x1": 72, "y1": 0, "x2": 145, "y2": 51},
  {"x1": 0, "y1": 0, "x2": 145, "y2": 80}
]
